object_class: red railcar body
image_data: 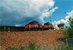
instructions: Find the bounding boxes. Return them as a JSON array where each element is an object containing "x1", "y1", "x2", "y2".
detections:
[
  {"x1": 25, "y1": 24, "x2": 40, "y2": 30},
  {"x1": 43, "y1": 25, "x2": 54, "y2": 29},
  {"x1": 25, "y1": 21, "x2": 54, "y2": 30},
  {"x1": 43, "y1": 22, "x2": 54, "y2": 30}
]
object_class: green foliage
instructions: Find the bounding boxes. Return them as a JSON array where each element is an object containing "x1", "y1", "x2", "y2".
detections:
[
  {"x1": 63, "y1": 17, "x2": 73, "y2": 50},
  {"x1": 26, "y1": 42, "x2": 37, "y2": 50},
  {"x1": 66, "y1": 18, "x2": 73, "y2": 38}
]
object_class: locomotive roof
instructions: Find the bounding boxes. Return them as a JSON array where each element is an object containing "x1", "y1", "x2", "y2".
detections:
[
  {"x1": 27, "y1": 21, "x2": 42, "y2": 25},
  {"x1": 44, "y1": 22, "x2": 53, "y2": 26}
]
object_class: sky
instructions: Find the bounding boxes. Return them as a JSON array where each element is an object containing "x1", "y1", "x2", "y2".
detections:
[
  {"x1": 50, "y1": 0, "x2": 73, "y2": 21},
  {"x1": 0, "y1": 0, "x2": 73, "y2": 26}
]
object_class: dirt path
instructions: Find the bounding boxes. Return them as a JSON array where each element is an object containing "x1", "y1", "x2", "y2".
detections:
[{"x1": 0, "y1": 30, "x2": 64, "y2": 50}]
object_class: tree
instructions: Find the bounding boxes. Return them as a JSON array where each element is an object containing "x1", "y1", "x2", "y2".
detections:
[{"x1": 66, "y1": 16, "x2": 73, "y2": 38}]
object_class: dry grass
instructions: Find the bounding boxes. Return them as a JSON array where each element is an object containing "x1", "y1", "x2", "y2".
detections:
[{"x1": 0, "y1": 30, "x2": 64, "y2": 50}]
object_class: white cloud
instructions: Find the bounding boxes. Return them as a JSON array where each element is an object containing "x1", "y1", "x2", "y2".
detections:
[
  {"x1": 0, "y1": 0, "x2": 58, "y2": 26},
  {"x1": 48, "y1": 0, "x2": 55, "y2": 7},
  {"x1": 65, "y1": 10, "x2": 73, "y2": 19},
  {"x1": 64, "y1": 10, "x2": 73, "y2": 27},
  {"x1": 62, "y1": 10, "x2": 73, "y2": 25},
  {"x1": 40, "y1": 6, "x2": 58, "y2": 23},
  {"x1": 52, "y1": 19, "x2": 65, "y2": 26},
  {"x1": 0, "y1": 0, "x2": 55, "y2": 18},
  {"x1": 53, "y1": 10, "x2": 73, "y2": 28}
]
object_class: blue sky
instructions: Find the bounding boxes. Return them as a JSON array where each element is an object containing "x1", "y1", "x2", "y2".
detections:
[
  {"x1": 0, "y1": 0, "x2": 73, "y2": 26},
  {"x1": 50, "y1": 0, "x2": 73, "y2": 21}
]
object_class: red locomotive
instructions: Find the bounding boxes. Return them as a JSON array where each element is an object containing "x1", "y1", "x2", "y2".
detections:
[
  {"x1": 43, "y1": 22, "x2": 54, "y2": 30},
  {"x1": 25, "y1": 21, "x2": 43, "y2": 30},
  {"x1": 25, "y1": 21, "x2": 54, "y2": 30}
]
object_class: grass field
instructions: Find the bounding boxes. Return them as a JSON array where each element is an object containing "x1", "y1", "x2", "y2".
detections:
[{"x1": 0, "y1": 30, "x2": 65, "y2": 50}]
